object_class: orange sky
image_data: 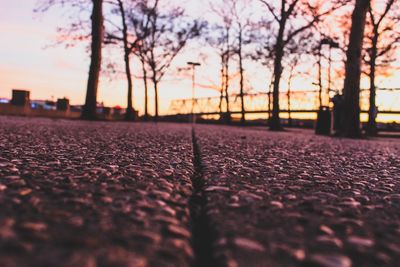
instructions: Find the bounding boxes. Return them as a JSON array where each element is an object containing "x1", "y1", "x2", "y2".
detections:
[{"x1": 0, "y1": 0, "x2": 399, "y2": 121}]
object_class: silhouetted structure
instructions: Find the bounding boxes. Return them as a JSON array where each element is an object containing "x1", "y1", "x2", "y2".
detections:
[
  {"x1": 315, "y1": 106, "x2": 331, "y2": 135},
  {"x1": 11, "y1": 90, "x2": 30, "y2": 107},
  {"x1": 332, "y1": 93, "x2": 344, "y2": 135},
  {"x1": 56, "y1": 98, "x2": 70, "y2": 111}
]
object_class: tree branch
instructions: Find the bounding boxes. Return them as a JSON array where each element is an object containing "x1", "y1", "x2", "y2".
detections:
[{"x1": 259, "y1": 0, "x2": 280, "y2": 22}]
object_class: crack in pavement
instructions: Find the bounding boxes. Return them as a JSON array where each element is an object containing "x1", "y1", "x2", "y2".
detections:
[{"x1": 189, "y1": 127, "x2": 217, "y2": 267}]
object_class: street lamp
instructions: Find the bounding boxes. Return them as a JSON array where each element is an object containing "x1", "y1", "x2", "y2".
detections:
[
  {"x1": 318, "y1": 38, "x2": 340, "y2": 107},
  {"x1": 187, "y1": 61, "x2": 201, "y2": 124},
  {"x1": 315, "y1": 38, "x2": 340, "y2": 136}
]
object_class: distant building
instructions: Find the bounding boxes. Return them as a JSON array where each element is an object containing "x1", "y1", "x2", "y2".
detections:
[
  {"x1": 1, "y1": 89, "x2": 137, "y2": 120},
  {"x1": 11, "y1": 89, "x2": 30, "y2": 106},
  {"x1": 31, "y1": 100, "x2": 56, "y2": 110}
]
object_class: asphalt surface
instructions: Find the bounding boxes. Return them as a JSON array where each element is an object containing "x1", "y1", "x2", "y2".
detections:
[
  {"x1": 0, "y1": 117, "x2": 194, "y2": 267},
  {"x1": 0, "y1": 116, "x2": 400, "y2": 267},
  {"x1": 195, "y1": 125, "x2": 400, "y2": 267}
]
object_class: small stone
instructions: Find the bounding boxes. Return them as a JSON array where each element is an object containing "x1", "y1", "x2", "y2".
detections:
[
  {"x1": 167, "y1": 225, "x2": 191, "y2": 239},
  {"x1": 238, "y1": 190, "x2": 263, "y2": 201},
  {"x1": 270, "y1": 201, "x2": 284, "y2": 209},
  {"x1": 132, "y1": 231, "x2": 161, "y2": 245},
  {"x1": 233, "y1": 237, "x2": 265, "y2": 252},
  {"x1": 69, "y1": 216, "x2": 84, "y2": 227},
  {"x1": 284, "y1": 194, "x2": 297, "y2": 200},
  {"x1": 316, "y1": 236, "x2": 343, "y2": 248},
  {"x1": 19, "y1": 188, "x2": 32, "y2": 196},
  {"x1": 309, "y1": 254, "x2": 352, "y2": 267},
  {"x1": 320, "y1": 225, "x2": 335, "y2": 236},
  {"x1": 293, "y1": 249, "x2": 306, "y2": 261},
  {"x1": 205, "y1": 186, "x2": 230, "y2": 192},
  {"x1": 168, "y1": 238, "x2": 194, "y2": 258},
  {"x1": 347, "y1": 236, "x2": 374, "y2": 247},
  {"x1": 161, "y1": 206, "x2": 176, "y2": 217},
  {"x1": 21, "y1": 222, "x2": 47, "y2": 232},
  {"x1": 163, "y1": 169, "x2": 174, "y2": 177},
  {"x1": 101, "y1": 196, "x2": 113, "y2": 203},
  {"x1": 0, "y1": 224, "x2": 16, "y2": 239},
  {"x1": 384, "y1": 194, "x2": 400, "y2": 203}
]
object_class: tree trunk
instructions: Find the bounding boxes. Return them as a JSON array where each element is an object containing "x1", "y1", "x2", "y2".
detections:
[
  {"x1": 141, "y1": 59, "x2": 149, "y2": 121},
  {"x1": 318, "y1": 46, "x2": 323, "y2": 107},
  {"x1": 238, "y1": 27, "x2": 245, "y2": 124},
  {"x1": 342, "y1": 0, "x2": 370, "y2": 138},
  {"x1": 270, "y1": 21, "x2": 285, "y2": 131},
  {"x1": 224, "y1": 29, "x2": 231, "y2": 124},
  {"x1": 118, "y1": 0, "x2": 135, "y2": 121},
  {"x1": 287, "y1": 70, "x2": 294, "y2": 127},
  {"x1": 268, "y1": 75, "x2": 273, "y2": 122},
  {"x1": 367, "y1": 34, "x2": 378, "y2": 136},
  {"x1": 152, "y1": 77, "x2": 159, "y2": 121},
  {"x1": 219, "y1": 54, "x2": 225, "y2": 116},
  {"x1": 82, "y1": 0, "x2": 103, "y2": 120}
]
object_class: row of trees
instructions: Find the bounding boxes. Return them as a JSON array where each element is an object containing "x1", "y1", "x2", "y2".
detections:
[
  {"x1": 37, "y1": 0, "x2": 203, "y2": 121},
  {"x1": 37, "y1": 0, "x2": 400, "y2": 137}
]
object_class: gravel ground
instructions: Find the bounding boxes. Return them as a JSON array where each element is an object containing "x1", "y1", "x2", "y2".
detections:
[
  {"x1": 195, "y1": 125, "x2": 400, "y2": 267},
  {"x1": 1, "y1": 116, "x2": 400, "y2": 267},
  {"x1": 0, "y1": 117, "x2": 194, "y2": 267}
]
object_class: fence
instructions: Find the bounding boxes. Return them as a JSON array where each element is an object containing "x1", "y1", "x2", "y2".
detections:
[{"x1": 167, "y1": 88, "x2": 400, "y2": 123}]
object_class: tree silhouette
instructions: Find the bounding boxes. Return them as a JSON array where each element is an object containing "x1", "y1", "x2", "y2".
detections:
[
  {"x1": 258, "y1": 0, "x2": 348, "y2": 130},
  {"x1": 80, "y1": 0, "x2": 104, "y2": 120},
  {"x1": 229, "y1": 0, "x2": 253, "y2": 124},
  {"x1": 342, "y1": 0, "x2": 370, "y2": 138},
  {"x1": 36, "y1": 0, "x2": 104, "y2": 120},
  {"x1": 206, "y1": 1, "x2": 237, "y2": 123},
  {"x1": 135, "y1": 2, "x2": 203, "y2": 120},
  {"x1": 128, "y1": 0, "x2": 159, "y2": 120},
  {"x1": 364, "y1": 0, "x2": 400, "y2": 136},
  {"x1": 105, "y1": 0, "x2": 155, "y2": 121}
]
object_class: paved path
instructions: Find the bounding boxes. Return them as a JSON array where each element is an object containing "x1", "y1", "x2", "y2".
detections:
[
  {"x1": 0, "y1": 117, "x2": 194, "y2": 267},
  {"x1": 195, "y1": 125, "x2": 400, "y2": 267},
  {"x1": 0, "y1": 116, "x2": 400, "y2": 267}
]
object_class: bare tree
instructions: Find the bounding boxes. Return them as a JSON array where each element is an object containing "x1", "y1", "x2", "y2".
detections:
[
  {"x1": 285, "y1": 55, "x2": 300, "y2": 127},
  {"x1": 140, "y1": 53, "x2": 150, "y2": 120},
  {"x1": 364, "y1": 0, "x2": 400, "y2": 136},
  {"x1": 115, "y1": 0, "x2": 134, "y2": 120},
  {"x1": 259, "y1": 0, "x2": 347, "y2": 130},
  {"x1": 229, "y1": 0, "x2": 253, "y2": 124},
  {"x1": 249, "y1": 18, "x2": 275, "y2": 122},
  {"x1": 137, "y1": 2, "x2": 202, "y2": 120},
  {"x1": 342, "y1": 0, "x2": 370, "y2": 138},
  {"x1": 82, "y1": 0, "x2": 104, "y2": 120},
  {"x1": 36, "y1": 0, "x2": 104, "y2": 120},
  {"x1": 129, "y1": 0, "x2": 159, "y2": 120},
  {"x1": 105, "y1": 0, "x2": 155, "y2": 121},
  {"x1": 208, "y1": 2, "x2": 235, "y2": 123},
  {"x1": 213, "y1": 28, "x2": 232, "y2": 123},
  {"x1": 105, "y1": 0, "x2": 134, "y2": 120}
]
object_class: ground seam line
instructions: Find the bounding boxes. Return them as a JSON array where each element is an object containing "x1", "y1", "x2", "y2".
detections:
[{"x1": 189, "y1": 127, "x2": 217, "y2": 267}]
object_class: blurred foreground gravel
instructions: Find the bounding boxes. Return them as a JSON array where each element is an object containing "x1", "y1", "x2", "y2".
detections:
[
  {"x1": 0, "y1": 117, "x2": 194, "y2": 267},
  {"x1": 1, "y1": 116, "x2": 400, "y2": 267},
  {"x1": 195, "y1": 125, "x2": 400, "y2": 267}
]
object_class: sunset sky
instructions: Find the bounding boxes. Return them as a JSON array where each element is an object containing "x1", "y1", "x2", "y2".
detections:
[{"x1": 1, "y1": 0, "x2": 399, "y2": 119}]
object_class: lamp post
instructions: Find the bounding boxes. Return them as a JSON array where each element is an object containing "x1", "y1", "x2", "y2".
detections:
[
  {"x1": 315, "y1": 38, "x2": 340, "y2": 136},
  {"x1": 187, "y1": 61, "x2": 201, "y2": 124},
  {"x1": 327, "y1": 40, "x2": 340, "y2": 96},
  {"x1": 319, "y1": 38, "x2": 340, "y2": 107}
]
